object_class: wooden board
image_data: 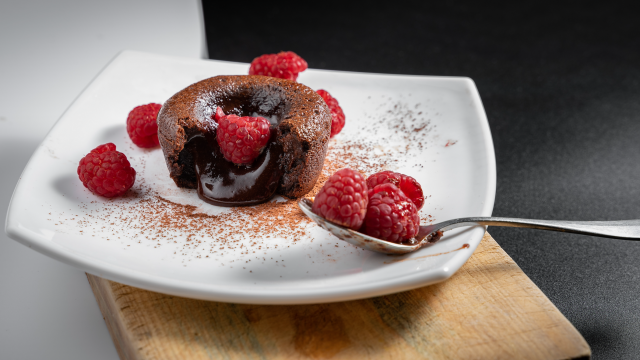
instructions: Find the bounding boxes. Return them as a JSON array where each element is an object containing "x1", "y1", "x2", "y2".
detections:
[{"x1": 87, "y1": 233, "x2": 591, "y2": 360}]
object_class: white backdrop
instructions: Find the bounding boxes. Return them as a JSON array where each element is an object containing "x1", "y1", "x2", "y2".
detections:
[{"x1": 0, "y1": 1, "x2": 206, "y2": 359}]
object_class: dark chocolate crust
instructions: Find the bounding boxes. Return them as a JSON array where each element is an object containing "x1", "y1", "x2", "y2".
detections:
[{"x1": 157, "y1": 75, "x2": 331, "y2": 198}]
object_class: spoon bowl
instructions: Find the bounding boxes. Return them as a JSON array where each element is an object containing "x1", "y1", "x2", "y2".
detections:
[{"x1": 298, "y1": 198, "x2": 439, "y2": 254}]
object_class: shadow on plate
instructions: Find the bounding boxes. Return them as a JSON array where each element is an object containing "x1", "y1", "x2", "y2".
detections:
[
  {"x1": 96, "y1": 124, "x2": 127, "y2": 144},
  {"x1": 52, "y1": 173, "x2": 90, "y2": 203},
  {"x1": 53, "y1": 172, "x2": 145, "y2": 204}
]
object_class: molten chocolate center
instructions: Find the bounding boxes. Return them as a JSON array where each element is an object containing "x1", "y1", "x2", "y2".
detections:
[{"x1": 184, "y1": 125, "x2": 284, "y2": 207}]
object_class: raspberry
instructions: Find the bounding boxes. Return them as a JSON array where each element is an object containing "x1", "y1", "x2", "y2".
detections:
[
  {"x1": 361, "y1": 183, "x2": 420, "y2": 243},
  {"x1": 214, "y1": 107, "x2": 271, "y2": 165},
  {"x1": 316, "y1": 89, "x2": 345, "y2": 138},
  {"x1": 312, "y1": 168, "x2": 368, "y2": 230},
  {"x1": 126, "y1": 103, "x2": 162, "y2": 148},
  {"x1": 248, "y1": 51, "x2": 308, "y2": 81},
  {"x1": 366, "y1": 171, "x2": 424, "y2": 210},
  {"x1": 77, "y1": 143, "x2": 136, "y2": 198}
]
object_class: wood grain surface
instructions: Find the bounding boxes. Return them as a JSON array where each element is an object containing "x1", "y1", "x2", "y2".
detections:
[{"x1": 87, "y1": 232, "x2": 591, "y2": 360}]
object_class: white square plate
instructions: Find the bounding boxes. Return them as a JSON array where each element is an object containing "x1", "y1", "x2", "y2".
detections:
[{"x1": 5, "y1": 51, "x2": 495, "y2": 304}]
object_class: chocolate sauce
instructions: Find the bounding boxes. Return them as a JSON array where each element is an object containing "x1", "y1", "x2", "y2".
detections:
[
  {"x1": 185, "y1": 127, "x2": 284, "y2": 206},
  {"x1": 397, "y1": 231, "x2": 443, "y2": 246}
]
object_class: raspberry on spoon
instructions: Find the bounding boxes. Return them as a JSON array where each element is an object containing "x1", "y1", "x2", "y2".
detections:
[
  {"x1": 366, "y1": 171, "x2": 425, "y2": 210},
  {"x1": 312, "y1": 168, "x2": 368, "y2": 230},
  {"x1": 214, "y1": 107, "x2": 271, "y2": 165},
  {"x1": 249, "y1": 51, "x2": 308, "y2": 81},
  {"x1": 361, "y1": 183, "x2": 420, "y2": 243},
  {"x1": 77, "y1": 143, "x2": 136, "y2": 198},
  {"x1": 316, "y1": 89, "x2": 345, "y2": 138}
]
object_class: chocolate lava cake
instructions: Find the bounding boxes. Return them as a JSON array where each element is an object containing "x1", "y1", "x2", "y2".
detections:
[{"x1": 157, "y1": 75, "x2": 331, "y2": 206}]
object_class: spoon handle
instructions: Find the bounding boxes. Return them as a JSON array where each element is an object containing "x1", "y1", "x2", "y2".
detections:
[{"x1": 425, "y1": 217, "x2": 640, "y2": 240}]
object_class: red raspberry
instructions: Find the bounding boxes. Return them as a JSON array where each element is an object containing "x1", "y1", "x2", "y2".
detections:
[
  {"x1": 126, "y1": 103, "x2": 162, "y2": 148},
  {"x1": 316, "y1": 89, "x2": 345, "y2": 138},
  {"x1": 366, "y1": 171, "x2": 424, "y2": 210},
  {"x1": 361, "y1": 183, "x2": 420, "y2": 243},
  {"x1": 312, "y1": 168, "x2": 368, "y2": 230},
  {"x1": 248, "y1": 51, "x2": 308, "y2": 81},
  {"x1": 214, "y1": 107, "x2": 271, "y2": 165},
  {"x1": 77, "y1": 143, "x2": 136, "y2": 198}
]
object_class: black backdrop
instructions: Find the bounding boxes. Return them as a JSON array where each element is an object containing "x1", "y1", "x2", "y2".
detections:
[{"x1": 202, "y1": 1, "x2": 640, "y2": 357}]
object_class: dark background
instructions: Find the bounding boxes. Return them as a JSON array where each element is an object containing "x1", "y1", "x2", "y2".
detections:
[{"x1": 202, "y1": 1, "x2": 640, "y2": 358}]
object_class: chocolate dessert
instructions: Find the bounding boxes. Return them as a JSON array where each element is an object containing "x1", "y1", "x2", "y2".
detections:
[{"x1": 158, "y1": 75, "x2": 331, "y2": 206}]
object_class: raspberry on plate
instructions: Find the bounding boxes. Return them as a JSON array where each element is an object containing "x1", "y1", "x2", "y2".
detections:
[
  {"x1": 316, "y1": 89, "x2": 345, "y2": 138},
  {"x1": 312, "y1": 168, "x2": 368, "y2": 230},
  {"x1": 77, "y1": 143, "x2": 136, "y2": 198},
  {"x1": 361, "y1": 183, "x2": 420, "y2": 243},
  {"x1": 214, "y1": 107, "x2": 271, "y2": 165},
  {"x1": 248, "y1": 51, "x2": 308, "y2": 81},
  {"x1": 126, "y1": 103, "x2": 162, "y2": 148},
  {"x1": 366, "y1": 171, "x2": 424, "y2": 210}
]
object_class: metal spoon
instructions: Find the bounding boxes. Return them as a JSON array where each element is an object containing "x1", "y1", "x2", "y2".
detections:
[{"x1": 298, "y1": 198, "x2": 640, "y2": 255}]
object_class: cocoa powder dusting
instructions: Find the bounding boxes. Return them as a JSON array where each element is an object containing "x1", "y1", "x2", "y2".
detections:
[{"x1": 52, "y1": 96, "x2": 439, "y2": 262}]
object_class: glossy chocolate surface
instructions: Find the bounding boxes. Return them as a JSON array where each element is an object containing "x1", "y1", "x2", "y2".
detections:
[{"x1": 185, "y1": 126, "x2": 283, "y2": 206}]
